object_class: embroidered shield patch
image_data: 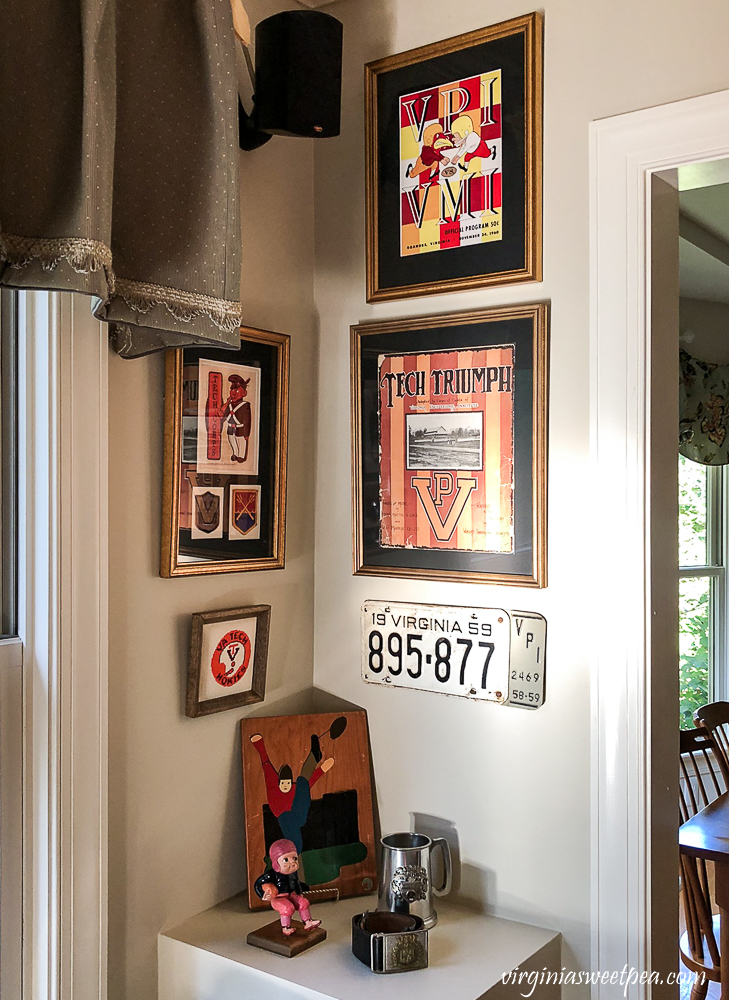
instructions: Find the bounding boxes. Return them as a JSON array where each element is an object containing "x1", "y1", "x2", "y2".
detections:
[
  {"x1": 231, "y1": 487, "x2": 259, "y2": 537},
  {"x1": 194, "y1": 490, "x2": 221, "y2": 534},
  {"x1": 190, "y1": 485, "x2": 225, "y2": 540}
]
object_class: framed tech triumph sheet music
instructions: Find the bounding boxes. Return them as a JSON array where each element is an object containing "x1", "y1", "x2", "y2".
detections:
[
  {"x1": 161, "y1": 326, "x2": 289, "y2": 577},
  {"x1": 351, "y1": 304, "x2": 548, "y2": 587},
  {"x1": 365, "y1": 12, "x2": 543, "y2": 302}
]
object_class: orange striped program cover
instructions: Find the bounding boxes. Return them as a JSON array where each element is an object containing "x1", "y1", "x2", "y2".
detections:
[{"x1": 378, "y1": 346, "x2": 514, "y2": 553}]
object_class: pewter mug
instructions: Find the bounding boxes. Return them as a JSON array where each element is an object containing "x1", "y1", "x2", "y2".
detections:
[{"x1": 378, "y1": 832, "x2": 452, "y2": 929}]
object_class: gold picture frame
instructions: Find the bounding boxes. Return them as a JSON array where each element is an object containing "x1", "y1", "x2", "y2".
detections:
[
  {"x1": 365, "y1": 12, "x2": 543, "y2": 302},
  {"x1": 351, "y1": 304, "x2": 548, "y2": 586},
  {"x1": 161, "y1": 326, "x2": 289, "y2": 578}
]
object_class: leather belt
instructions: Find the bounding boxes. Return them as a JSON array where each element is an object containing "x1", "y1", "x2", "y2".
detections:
[{"x1": 351, "y1": 911, "x2": 428, "y2": 974}]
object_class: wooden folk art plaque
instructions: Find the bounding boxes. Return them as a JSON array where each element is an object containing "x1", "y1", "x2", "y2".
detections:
[{"x1": 241, "y1": 711, "x2": 378, "y2": 910}]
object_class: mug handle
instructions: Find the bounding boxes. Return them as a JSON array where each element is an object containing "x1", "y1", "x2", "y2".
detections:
[{"x1": 431, "y1": 837, "x2": 452, "y2": 897}]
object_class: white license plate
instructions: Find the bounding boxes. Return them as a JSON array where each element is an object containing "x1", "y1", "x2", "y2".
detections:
[
  {"x1": 362, "y1": 601, "x2": 511, "y2": 703},
  {"x1": 507, "y1": 611, "x2": 547, "y2": 709},
  {"x1": 362, "y1": 601, "x2": 546, "y2": 708}
]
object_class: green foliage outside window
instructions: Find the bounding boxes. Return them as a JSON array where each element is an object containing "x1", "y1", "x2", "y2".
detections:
[
  {"x1": 679, "y1": 578, "x2": 710, "y2": 728},
  {"x1": 678, "y1": 455, "x2": 710, "y2": 729}
]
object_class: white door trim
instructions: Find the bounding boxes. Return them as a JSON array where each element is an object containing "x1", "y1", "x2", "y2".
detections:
[
  {"x1": 590, "y1": 89, "x2": 729, "y2": 998},
  {"x1": 0, "y1": 635, "x2": 24, "y2": 1000},
  {"x1": 18, "y1": 291, "x2": 108, "y2": 1000}
]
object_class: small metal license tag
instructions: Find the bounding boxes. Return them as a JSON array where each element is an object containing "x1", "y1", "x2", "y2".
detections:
[
  {"x1": 507, "y1": 611, "x2": 547, "y2": 709},
  {"x1": 361, "y1": 601, "x2": 546, "y2": 709}
]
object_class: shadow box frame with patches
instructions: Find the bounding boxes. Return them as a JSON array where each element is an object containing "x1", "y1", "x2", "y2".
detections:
[
  {"x1": 351, "y1": 303, "x2": 549, "y2": 587},
  {"x1": 160, "y1": 325, "x2": 290, "y2": 577},
  {"x1": 365, "y1": 11, "x2": 543, "y2": 303},
  {"x1": 240, "y1": 711, "x2": 378, "y2": 910},
  {"x1": 187, "y1": 605, "x2": 270, "y2": 718}
]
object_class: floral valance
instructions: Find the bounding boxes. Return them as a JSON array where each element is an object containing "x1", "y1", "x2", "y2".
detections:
[
  {"x1": 0, "y1": 0, "x2": 242, "y2": 358},
  {"x1": 680, "y1": 349, "x2": 729, "y2": 466}
]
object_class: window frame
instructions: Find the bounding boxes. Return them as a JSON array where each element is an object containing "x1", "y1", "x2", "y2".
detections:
[
  {"x1": 0, "y1": 635, "x2": 23, "y2": 999},
  {"x1": 9, "y1": 289, "x2": 108, "y2": 1000},
  {"x1": 679, "y1": 459, "x2": 729, "y2": 708},
  {"x1": 0, "y1": 289, "x2": 22, "y2": 998},
  {"x1": 0, "y1": 291, "x2": 18, "y2": 637}
]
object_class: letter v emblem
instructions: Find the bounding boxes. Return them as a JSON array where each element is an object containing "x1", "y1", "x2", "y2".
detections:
[
  {"x1": 411, "y1": 477, "x2": 478, "y2": 542},
  {"x1": 404, "y1": 184, "x2": 432, "y2": 229}
]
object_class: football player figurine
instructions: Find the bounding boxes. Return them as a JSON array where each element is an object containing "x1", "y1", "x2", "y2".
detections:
[{"x1": 254, "y1": 839, "x2": 322, "y2": 937}]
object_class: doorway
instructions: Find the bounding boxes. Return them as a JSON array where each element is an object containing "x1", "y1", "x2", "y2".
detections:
[
  {"x1": 590, "y1": 90, "x2": 729, "y2": 999},
  {"x1": 675, "y1": 161, "x2": 729, "y2": 1000},
  {"x1": 678, "y1": 164, "x2": 729, "y2": 724}
]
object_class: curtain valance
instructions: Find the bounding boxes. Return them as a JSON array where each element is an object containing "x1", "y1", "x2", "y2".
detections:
[
  {"x1": 0, "y1": 0, "x2": 242, "y2": 357},
  {"x1": 680, "y1": 348, "x2": 729, "y2": 466}
]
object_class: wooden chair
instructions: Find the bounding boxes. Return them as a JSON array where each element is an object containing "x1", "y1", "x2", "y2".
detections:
[
  {"x1": 694, "y1": 702, "x2": 729, "y2": 776},
  {"x1": 679, "y1": 727, "x2": 729, "y2": 999}
]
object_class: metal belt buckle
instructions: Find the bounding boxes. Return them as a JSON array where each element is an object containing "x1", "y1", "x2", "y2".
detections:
[
  {"x1": 370, "y1": 931, "x2": 383, "y2": 973},
  {"x1": 372, "y1": 927, "x2": 428, "y2": 974},
  {"x1": 353, "y1": 911, "x2": 429, "y2": 974}
]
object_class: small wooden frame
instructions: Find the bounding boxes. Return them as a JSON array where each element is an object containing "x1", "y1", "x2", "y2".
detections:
[
  {"x1": 241, "y1": 710, "x2": 378, "y2": 909},
  {"x1": 187, "y1": 605, "x2": 270, "y2": 717},
  {"x1": 246, "y1": 919, "x2": 327, "y2": 958}
]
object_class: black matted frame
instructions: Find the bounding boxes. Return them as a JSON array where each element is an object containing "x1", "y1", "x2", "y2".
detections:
[
  {"x1": 351, "y1": 304, "x2": 548, "y2": 587},
  {"x1": 365, "y1": 12, "x2": 543, "y2": 302},
  {"x1": 161, "y1": 326, "x2": 289, "y2": 578}
]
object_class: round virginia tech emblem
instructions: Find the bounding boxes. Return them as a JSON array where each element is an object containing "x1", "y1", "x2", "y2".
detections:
[{"x1": 211, "y1": 629, "x2": 252, "y2": 688}]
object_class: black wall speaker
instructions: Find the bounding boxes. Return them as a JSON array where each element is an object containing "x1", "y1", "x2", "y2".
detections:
[{"x1": 254, "y1": 10, "x2": 343, "y2": 139}]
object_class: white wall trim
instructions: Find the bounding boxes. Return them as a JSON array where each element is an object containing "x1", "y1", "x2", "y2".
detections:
[
  {"x1": 18, "y1": 291, "x2": 108, "y2": 1000},
  {"x1": 0, "y1": 635, "x2": 24, "y2": 1000},
  {"x1": 590, "y1": 89, "x2": 729, "y2": 998}
]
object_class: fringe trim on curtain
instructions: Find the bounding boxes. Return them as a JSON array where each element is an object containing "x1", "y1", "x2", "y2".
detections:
[
  {"x1": 0, "y1": 229, "x2": 115, "y2": 286},
  {"x1": 114, "y1": 278, "x2": 242, "y2": 333},
  {"x1": 0, "y1": 230, "x2": 242, "y2": 335}
]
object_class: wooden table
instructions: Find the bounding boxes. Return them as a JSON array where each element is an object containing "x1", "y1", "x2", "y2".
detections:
[{"x1": 680, "y1": 791, "x2": 729, "y2": 997}]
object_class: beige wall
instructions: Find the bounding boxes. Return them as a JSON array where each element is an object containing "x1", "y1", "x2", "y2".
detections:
[
  {"x1": 680, "y1": 297, "x2": 729, "y2": 362},
  {"x1": 108, "y1": 0, "x2": 729, "y2": 996},
  {"x1": 107, "y1": 3, "x2": 317, "y2": 994},
  {"x1": 312, "y1": 0, "x2": 729, "y2": 989}
]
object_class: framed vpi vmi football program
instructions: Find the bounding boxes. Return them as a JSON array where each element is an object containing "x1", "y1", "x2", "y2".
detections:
[
  {"x1": 161, "y1": 326, "x2": 289, "y2": 577},
  {"x1": 351, "y1": 304, "x2": 548, "y2": 587},
  {"x1": 365, "y1": 12, "x2": 543, "y2": 302}
]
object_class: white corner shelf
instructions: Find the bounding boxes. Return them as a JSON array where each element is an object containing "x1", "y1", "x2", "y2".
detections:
[{"x1": 159, "y1": 894, "x2": 561, "y2": 1000}]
